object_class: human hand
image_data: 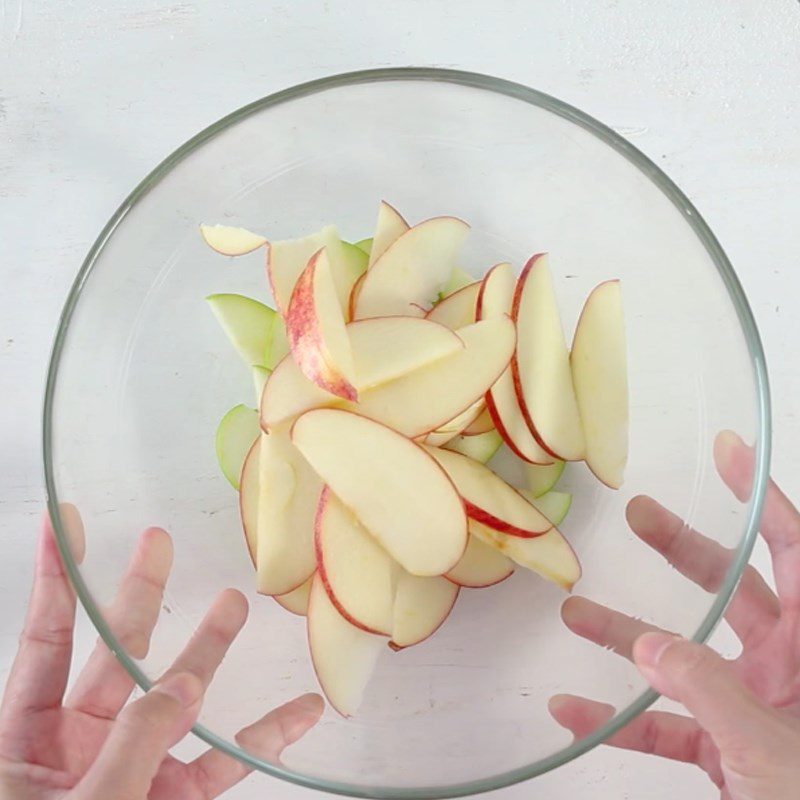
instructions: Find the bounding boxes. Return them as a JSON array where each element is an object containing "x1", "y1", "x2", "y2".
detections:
[
  {"x1": 0, "y1": 512, "x2": 323, "y2": 800},
  {"x1": 550, "y1": 431, "x2": 800, "y2": 800}
]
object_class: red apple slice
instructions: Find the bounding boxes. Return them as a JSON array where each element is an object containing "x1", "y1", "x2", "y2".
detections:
[
  {"x1": 425, "y1": 446, "x2": 552, "y2": 538},
  {"x1": 255, "y1": 427, "x2": 322, "y2": 596},
  {"x1": 368, "y1": 200, "x2": 409, "y2": 267},
  {"x1": 445, "y1": 534, "x2": 514, "y2": 588},
  {"x1": 391, "y1": 573, "x2": 459, "y2": 648},
  {"x1": 426, "y1": 281, "x2": 480, "y2": 329},
  {"x1": 461, "y1": 406, "x2": 494, "y2": 436},
  {"x1": 477, "y1": 262, "x2": 555, "y2": 465},
  {"x1": 274, "y1": 575, "x2": 313, "y2": 616},
  {"x1": 353, "y1": 217, "x2": 470, "y2": 319},
  {"x1": 286, "y1": 248, "x2": 358, "y2": 401},
  {"x1": 523, "y1": 460, "x2": 566, "y2": 498},
  {"x1": 444, "y1": 430, "x2": 503, "y2": 464},
  {"x1": 316, "y1": 488, "x2": 398, "y2": 635},
  {"x1": 292, "y1": 410, "x2": 467, "y2": 576},
  {"x1": 349, "y1": 316, "x2": 463, "y2": 391},
  {"x1": 307, "y1": 573, "x2": 384, "y2": 717},
  {"x1": 571, "y1": 280, "x2": 628, "y2": 489},
  {"x1": 470, "y1": 520, "x2": 581, "y2": 591},
  {"x1": 268, "y1": 226, "x2": 359, "y2": 316},
  {"x1": 348, "y1": 271, "x2": 367, "y2": 321},
  {"x1": 238, "y1": 438, "x2": 261, "y2": 567},
  {"x1": 424, "y1": 400, "x2": 485, "y2": 446},
  {"x1": 511, "y1": 254, "x2": 586, "y2": 461},
  {"x1": 261, "y1": 316, "x2": 516, "y2": 439},
  {"x1": 200, "y1": 224, "x2": 266, "y2": 256}
]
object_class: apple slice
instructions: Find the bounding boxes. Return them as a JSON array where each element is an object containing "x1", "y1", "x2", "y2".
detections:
[
  {"x1": 274, "y1": 575, "x2": 313, "y2": 616},
  {"x1": 262, "y1": 316, "x2": 516, "y2": 439},
  {"x1": 255, "y1": 427, "x2": 322, "y2": 596},
  {"x1": 286, "y1": 248, "x2": 358, "y2": 401},
  {"x1": 251, "y1": 366, "x2": 271, "y2": 404},
  {"x1": 200, "y1": 224, "x2": 266, "y2": 256},
  {"x1": 354, "y1": 238, "x2": 373, "y2": 256},
  {"x1": 424, "y1": 400, "x2": 484, "y2": 446},
  {"x1": 511, "y1": 254, "x2": 586, "y2": 461},
  {"x1": 292, "y1": 409, "x2": 467, "y2": 576},
  {"x1": 477, "y1": 262, "x2": 555, "y2": 465},
  {"x1": 316, "y1": 488, "x2": 398, "y2": 635},
  {"x1": 348, "y1": 271, "x2": 366, "y2": 321},
  {"x1": 268, "y1": 225, "x2": 358, "y2": 316},
  {"x1": 238, "y1": 438, "x2": 261, "y2": 567},
  {"x1": 368, "y1": 200, "x2": 409, "y2": 267},
  {"x1": 206, "y1": 294, "x2": 275, "y2": 368},
  {"x1": 425, "y1": 446, "x2": 552, "y2": 538},
  {"x1": 521, "y1": 489, "x2": 572, "y2": 526},
  {"x1": 470, "y1": 520, "x2": 580, "y2": 591},
  {"x1": 440, "y1": 267, "x2": 475, "y2": 298},
  {"x1": 426, "y1": 281, "x2": 480, "y2": 330},
  {"x1": 215, "y1": 404, "x2": 259, "y2": 489},
  {"x1": 461, "y1": 406, "x2": 494, "y2": 436},
  {"x1": 391, "y1": 573, "x2": 459, "y2": 648},
  {"x1": 570, "y1": 280, "x2": 628, "y2": 489},
  {"x1": 353, "y1": 217, "x2": 470, "y2": 319},
  {"x1": 348, "y1": 316, "x2": 463, "y2": 391},
  {"x1": 340, "y1": 240, "x2": 369, "y2": 275},
  {"x1": 523, "y1": 460, "x2": 566, "y2": 498},
  {"x1": 307, "y1": 573, "x2": 384, "y2": 717},
  {"x1": 444, "y1": 430, "x2": 503, "y2": 464},
  {"x1": 445, "y1": 534, "x2": 514, "y2": 588}
]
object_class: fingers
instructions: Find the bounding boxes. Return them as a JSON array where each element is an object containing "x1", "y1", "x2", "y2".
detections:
[
  {"x1": 561, "y1": 596, "x2": 662, "y2": 659},
  {"x1": 715, "y1": 430, "x2": 800, "y2": 608},
  {"x1": 627, "y1": 495, "x2": 779, "y2": 644},
  {"x1": 548, "y1": 694, "x2": 722, "y2": 784},
  {"x1": 160, "y1": 589, "x2": 248, "y2": 690},
  {"x1": 633, "y1": 633, "x2": 787, "y2": 768},
  {"x1": 0, "y1": 508, "x2": 80, "y2": 737},
  {"x1": 74, "y1": 672, "x2": 203, "y2": 800},
  {"x1": 66, "y1": 527, "x2": 173, "y2": 719},
  {"x1": 184, "y1": 694, "x2": 324, "y2": 798}
]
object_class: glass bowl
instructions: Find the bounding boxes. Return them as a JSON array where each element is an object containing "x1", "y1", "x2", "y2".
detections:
[{"x1": 43, "y1": 68, "x2": 770, "y2": 798}]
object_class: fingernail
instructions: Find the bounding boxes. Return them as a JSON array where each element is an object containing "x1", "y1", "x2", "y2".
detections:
[
  {"x1": 296, "y1": 693, "x2": 324, "y2": 715},
  {"x1": 153, "y1": 672, "x2": 203, "y2": 708},
  {"x1": 713, "y1": 430, "x2": 740, "y2": 470},
  {"x1": 634, "y1": 632, "x2": 681, "y2": 669}
]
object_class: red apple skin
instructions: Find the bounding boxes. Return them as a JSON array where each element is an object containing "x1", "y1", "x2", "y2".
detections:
[
  {"x1": 286, "y1": 249, "x2": 358, "y2": 402},
  {"x1": 348, "y1": 271, "x2": 367, "y2": 321},
  {"x1": 388, "y1": 585, "x2": 460, "y2": 650},
  {"x1": 238, "y1": 438, "x2": 259, "y2": 568},
  {"x1": 313, "y1": 486, "x2": 392, "y2": 636},
  {"x1": 476, "y1": 263, "x2": 554, "y2": 466},
  {"x1": 509, "y1": 252, "x2": 565, "y2": 461},
  {"x1": 444, "y1": 568, "x2": 513, "y2": 590},
  {"x1": 463, "y1": 500, "x2": 551, "y2": 539}
]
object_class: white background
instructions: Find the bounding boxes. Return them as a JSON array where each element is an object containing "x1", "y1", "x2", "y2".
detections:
[{"x1": 2, "y1": 1, "x2": 799, "y2": 798}]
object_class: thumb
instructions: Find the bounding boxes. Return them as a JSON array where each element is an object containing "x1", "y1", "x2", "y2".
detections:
[
  {"x1": 75, "y1": 672, "x2": 203, "y2": 800},
  {"x1": 633, "y1": 633, "x2": 777, "y2": 758}
]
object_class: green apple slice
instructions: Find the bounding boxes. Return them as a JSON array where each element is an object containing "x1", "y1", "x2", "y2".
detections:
[
  {"x1": 215, "y1": 404, "x2": 260, "y2": 489},
  {"x1": 353, "y1": 238, "x2": 373, "y2": 255},
  {"x1": 523, "y1": 460, "x2": 566, "y2": 498},
  {"x1": 251, "y1": 366, "x2": 271, "y2": 404},
  {"x1": 207, "y1": 294, "x2": 274, "y2": 368},
  {"x1": 440, "y1": 267, "x2": 474, "y2": 299},
  {"x1": 521, "y1": 489, "x2": 572, "y2": 526},
  {"x1": 444, "y1": 430, "x2": 503, "y2": 464},
  {"x1": 340, "y1": 240, "x2": 369, "y2": 275}
]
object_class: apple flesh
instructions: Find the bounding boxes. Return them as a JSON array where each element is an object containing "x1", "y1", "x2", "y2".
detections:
[
  {"x1": 444, "y1": 430, "x2": 502, "y2": 464},
  {"x1": 570, "y1": 280, "x2": 628, "y2": 489},
  {"x1": 307, "y1": 573, "x2": 384, "y2": 717},
  {"x1": 461, "y1": 406, "x2": 494, "y2": 436},
  {"x1": 445, "y1": 533, "x2": 514, "y2": 588},
  {"x1": 292, "y1": 409, "x2": 468, "y2": 576},
  {"x1": 391, "y1": 573, "x2": 459, "y2": 648},
  {"x1": 238, "y1": 437, "x2": 261, "y2": 567},
  {"x1": 286, "y1": 248, "x2": 358, "y2": 401},
  {"x1": 470, "y1": 520, "x2": 581, "y2": 591},
  {"x1": 523, "y1": 460, "x2": 566, "y2": 498},
  {"x1": 425, "y1": 281, "x2": 480, "y2": 330},
  {"x1": 511, "y1": 254, "x2": 585, "y2": 461},
  {"x1": 440, "y1": 267, "x2": 474, "y2": 298},
  {"x1": 261, "y1": 316, "x2": 517, "y2": 440},
  {"x1": 477, "y1": 262, "x2": 555, "y2": 465},
  {"x1": 368, "y1": 200, "x2": 409, "y2": 267},
  {"x1": 521, "y1": 489, "x2": 572, "y2": 526},
  {"x1": 215, "y1": 404, "x2": 259, "y2": 489},
  {"x1": 251, "y1": 365, "x2": 271, "y2": 404},
  {"x1": 206, "y1": 293, "x2": 276, "y2": 369},
  {"x1": 274, "y1": 575, "x2": 313, "y2": 616},
  {"x1": 353, "y1": 238, "x2": 373, "y2": 256},
  {"x1": 316, "y1": 488, "x2": 398, "y2": 635},
  {"x1": 254, "y1": 427, "x2": 321, "y2": 596},
  {"x1": 354, "y1": 216, "x2": 470, "y2": 319},
  {"x1": 425, "y1": 446, "x2": 552, "y2": 538},
  {"x1": 200, "y1": 224, "x2": 266, "y2": 256}
]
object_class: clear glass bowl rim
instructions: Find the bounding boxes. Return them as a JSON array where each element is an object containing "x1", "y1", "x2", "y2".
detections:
[{"x1": 42, "y1": 67, "x2": 772, "y2": 799}]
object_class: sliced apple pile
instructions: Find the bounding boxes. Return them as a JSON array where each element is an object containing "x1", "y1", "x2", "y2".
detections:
[{"x1": 203, "y1": 201, "x2": 628, "y2": 716}]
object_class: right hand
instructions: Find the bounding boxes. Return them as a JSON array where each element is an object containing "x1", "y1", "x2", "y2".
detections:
[{"x1": 550, "y1": 431, "x2": 800, "y2": 800}]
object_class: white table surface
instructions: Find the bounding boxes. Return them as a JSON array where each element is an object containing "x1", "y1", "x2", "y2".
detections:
[{"x1": 2, "y1": 2, "x2": 799, "y2": 798}]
